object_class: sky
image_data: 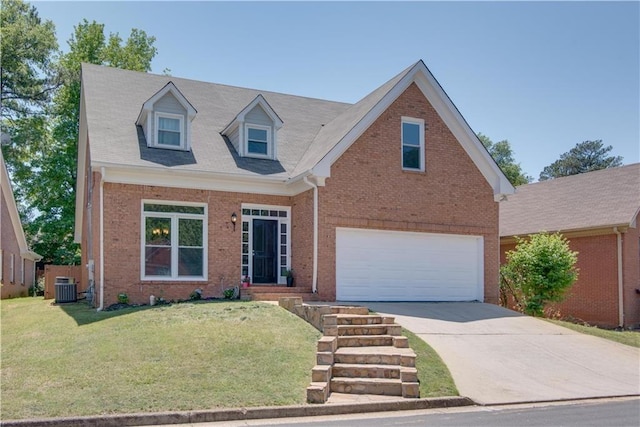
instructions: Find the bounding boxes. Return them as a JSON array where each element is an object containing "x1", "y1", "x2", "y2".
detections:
[{"x1": 32, "y1": 0, "x2": 640, "y2": 181}]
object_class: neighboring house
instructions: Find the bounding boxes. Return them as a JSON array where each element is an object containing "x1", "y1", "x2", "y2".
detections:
[
  {"x1": 74, "y1": 60, "x2": 514, "y2": 309},
  {"x1": 1, "y1": 150, "x2": 42, "y2": 298},
  {"x1": 500, "y1": 164, "x2": 640, "y2": 328}
]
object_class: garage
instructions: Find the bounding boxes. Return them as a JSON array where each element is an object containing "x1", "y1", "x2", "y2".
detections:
[{"x1": 336, "y1": 228, "x2": 484, "y2": 301}]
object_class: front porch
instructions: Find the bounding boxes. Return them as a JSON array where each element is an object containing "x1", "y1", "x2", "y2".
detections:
[{"x1": 242, "y1": 284, "x2": 320, "y2": 302}]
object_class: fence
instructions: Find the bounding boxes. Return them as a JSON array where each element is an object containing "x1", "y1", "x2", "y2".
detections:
[{"x1": 43, "y1": 265, "x2": 84, "y2": 300}]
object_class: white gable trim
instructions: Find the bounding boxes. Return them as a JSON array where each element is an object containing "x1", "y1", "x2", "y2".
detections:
[
  {"x1": 311, "y1": 61, "x2": 514, "y2": 198},
  {"x1": 136, "y1": 81, "x2": 197, "y2": 123},
  {"x1": 0, "y1": 151, "x2": 42, "y2": 261},
  {"x1": 221, "y1": 94, "x2": 284, "y2": 136}
]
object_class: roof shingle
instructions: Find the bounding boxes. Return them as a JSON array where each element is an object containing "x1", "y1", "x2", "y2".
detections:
[{"x1": 499, "y1": 164, "x2": 640, "y2": 237}]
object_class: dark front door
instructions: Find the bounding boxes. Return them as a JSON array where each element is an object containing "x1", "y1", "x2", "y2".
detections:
[{"x1": 252, "y1": 219, "x2": 278, "y2": 283}]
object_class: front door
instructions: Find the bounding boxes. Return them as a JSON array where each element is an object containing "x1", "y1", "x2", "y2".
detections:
[{"x1": 252, "y1": 219, "x2": 278, "y2": 283}]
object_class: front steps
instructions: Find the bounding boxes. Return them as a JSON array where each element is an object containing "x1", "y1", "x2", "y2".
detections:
[
  {"x1": 244, "y1": 285, "x2": 319, "y2": 302},
  {"x1": 306, "y1": 305, "x2": 420, "y2": 404}
]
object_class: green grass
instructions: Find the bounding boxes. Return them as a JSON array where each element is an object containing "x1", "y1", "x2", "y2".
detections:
[
  {"x1": 547, "y1": 319, "x2": 640, "y2": 348},
  {"x1": 403, "y1": 328, "x2": 458, "y2": 397},
  {"x1": 0, "y1": 298, "x2": 321, "y2": 420}
]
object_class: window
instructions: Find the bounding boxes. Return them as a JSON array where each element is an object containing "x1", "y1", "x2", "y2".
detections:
[
  {"x1": 10, "y1": 253, "x2": 15, "y2": 283},
  {"x1": 155, "y1": 113, "x2": 184, "y2": 149},
  {"x1": 401, "y1": 117, "x2": 425, "y2": 171},
  {"x1": 142, "y1": 202, "x2": 207, "y2": 280},
  {"x1": 20, "y1": 258, "x2": 25, "y2": 285},
  {"x1": 0, "y1": 250, "x2": 3, "y2": 283},
  {"x1": 245, "y1": 124, "x2": 271, "y2": 158}
]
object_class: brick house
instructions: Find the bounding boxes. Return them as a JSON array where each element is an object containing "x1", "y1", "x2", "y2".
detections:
[
  {"x1": 500, "y1": 164, "x2": 640, "y2": 328},
  {"x1": 1, "y1": 150, "x2": 41, "y2": 298},
  {"x1": 74, "y1": 60, "x2": 514, "y2": 309}
]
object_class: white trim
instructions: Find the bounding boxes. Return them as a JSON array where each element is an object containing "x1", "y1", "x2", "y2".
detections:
[
  {"x1": 140, "y1": 200, "x2": 208, "y2": 282},
  {"x1": 303, "y1": 176, "x2": 319, "y2": 293},
  {"x1": 244, "y1": 123, "x2": 273, "y2": 159},
  {"x1": 20, "y1": 257, "x2": 25, "y2": 285},
  {"x1": 154, "y1": 112, "x2": 186, "y2": 150},
  {"x1": 99, "y1": 167, "x2": 105, "y2": 311},
  {"x1": 240, "y1": 203, "x2": 291, "y2": 285},
  {"x1": 95, "y1": 163, "x2": 310, "y2": 197},
  {"x1": 401, "y1": 116, "x2": 425, "y2": 172},
  {"x1": 0, "y1": 250, "x2": 3, "y2": 283}
]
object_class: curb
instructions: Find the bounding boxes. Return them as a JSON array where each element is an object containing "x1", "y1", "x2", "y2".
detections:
[{"x1": 1, "y1": 396, "x2": 475, "y2": 427}]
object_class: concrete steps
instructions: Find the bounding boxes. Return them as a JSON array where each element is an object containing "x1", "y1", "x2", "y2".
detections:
[{"x1": 306, "y1": 305, "x2": 420, "y2": 403}]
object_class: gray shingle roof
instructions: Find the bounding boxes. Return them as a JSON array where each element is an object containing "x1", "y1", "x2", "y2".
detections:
[
  {"x1": 81, "y1": 63, "x2": 392, "y2": 178},
  {"x1": 499, "y1": 164, "x2": 640, "y2": 237}
]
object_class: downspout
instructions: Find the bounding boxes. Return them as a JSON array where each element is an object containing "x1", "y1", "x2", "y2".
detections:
[
  {"x1": 613, "y1": 227, "x2": 624, "y2": 327},
  {"x1": 98, "y1": 167, "x2": 105, "y2": 311},
  {"x1": 303, "y1": 176, "x2": 318, "y2": 293}
]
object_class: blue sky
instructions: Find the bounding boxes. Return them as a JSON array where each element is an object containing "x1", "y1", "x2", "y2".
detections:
[{"x1": 33, "y1": 1, "x2": 639, "y2": 181}]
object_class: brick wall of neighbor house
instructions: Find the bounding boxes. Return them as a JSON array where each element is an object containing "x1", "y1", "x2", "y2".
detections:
[
  {"x1": 1, "y1": 192, "x2": 29, "y2": 299},
  {"x1": 622, "y1": 217, "x2": 640, "y2": 327},
  {"x1": 98, "y1": 182, "x2": 294, "y2": 307},
  {"x1": 316, "y1": 83, "x2": 500, "y2": 302},
  {"x1": 500, "y1": 231, "x2": 636, "y2": 327}
]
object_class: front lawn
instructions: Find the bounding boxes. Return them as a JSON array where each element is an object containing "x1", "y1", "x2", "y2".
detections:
[
  {"x1": 547, "y1": 319, "x2": 640, "y2": 348},
  {"x1": 1, "y1": 298, "x2": 321, "y2": 420}
]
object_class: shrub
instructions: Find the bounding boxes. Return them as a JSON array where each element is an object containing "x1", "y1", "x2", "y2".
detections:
[
  {"x1": 117, "y1": 293, "x2": 129, "y2": 304},
  {"x1": 29, "y1": 277, "x2": 45, "y2": 297},
  {"x1": 501, "y1": 232, "x2": 579, "y2": 317}
]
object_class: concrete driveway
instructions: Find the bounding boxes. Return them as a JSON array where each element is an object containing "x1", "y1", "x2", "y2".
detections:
[{"x1": 356, "y1": 302, "x2": 640, "y2": 405}]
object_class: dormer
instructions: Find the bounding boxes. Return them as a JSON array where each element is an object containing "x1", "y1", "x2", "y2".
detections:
[
  {"x1": 136, "y1": 82, "x2": 197, "y2": 151},
  {"x1": 222, "y1": 94, "x2": 283, "y2": 160}
]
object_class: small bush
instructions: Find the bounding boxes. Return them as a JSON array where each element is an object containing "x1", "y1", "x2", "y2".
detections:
[
  {"x1": 501, "y1": 232, "x2": 578, "y2": 317},
  {"x1": 189, "y1": 288, "x2": 202, "y2": 301},
  {"x1": 223, "y1": 288, "x2": 235, "y2": 299},
  {"x1": 29, "y1": 277, "x2": 45, "y2": 297},
  {"x1": 117, "y1": 293, "x2": 129, "y2": 304}
]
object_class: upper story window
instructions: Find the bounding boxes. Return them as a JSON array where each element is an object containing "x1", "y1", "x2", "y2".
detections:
[
  {"x1": 246, "y1": 125, "x2": 271, "y2": 157},
  {"x1": 401, "y1": 117, "x2": 425, "y2": 171},
  {"x1": 136, "y1": 82, "x2": 197, "y2": 152},
  {"x1": 156, "y1": 113, "x2": 184, "y2": 148}
]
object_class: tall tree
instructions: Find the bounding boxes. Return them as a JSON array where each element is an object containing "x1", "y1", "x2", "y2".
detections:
[
  {"x1": 539, "y1": 140, "x2": 623, "y2": 181},
  {"x1": 478, "y1": 133, "x2": 532, "y2": 186},
  {"x1": 1, "y1": 0, "x2": 58, "y2": 210},
  {"x1": 18, "y1": 19, "x2": 157, "y2": 264},
  {"x1": 0, "y1": 0, "x2": 58, "y2": 119}
]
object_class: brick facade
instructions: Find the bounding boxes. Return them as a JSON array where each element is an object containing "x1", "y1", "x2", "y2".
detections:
[
  {"x1": 86, "y1": 84, "x2": 500, "y2": 307},
  {"x1": 500, "y1": 219, "x2": 640, "y2": 328},
  {"x1": 316, "y1": 83, "x2": 499, "y2": 302}
]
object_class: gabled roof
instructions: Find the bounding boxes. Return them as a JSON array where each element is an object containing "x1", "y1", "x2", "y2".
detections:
[
  {"x1": 500, "y1": 164, "x2": 640, "y2": 237},
  {"x1": 0, "y1": 150, "x2": 41, "y2": 261},
  {"x1": 136, "y1": 81, "x2": 197, "y2": 127},
  {"x1": 222, "y1": 94, "x2": 284, "y2": 135}
]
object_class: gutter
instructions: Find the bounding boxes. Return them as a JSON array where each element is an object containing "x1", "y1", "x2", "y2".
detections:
[
  {"x1": 302, "y1": 175, "x2": 318, "y2": 294},
  {"x1": 613, "y1": 227, "x2": 624, "y2": 327},
  {"x1": 98, "y1": 167, "x2": 105, "y2": 311}
]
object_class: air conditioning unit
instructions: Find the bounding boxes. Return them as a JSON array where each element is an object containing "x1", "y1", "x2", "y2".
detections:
[{"x1": 55, "y1": 277, "x2": 77, "y2": 303}]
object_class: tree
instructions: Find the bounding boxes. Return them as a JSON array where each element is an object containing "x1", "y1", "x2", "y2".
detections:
[
  {"x1": 0, "y1": 0, "x2": 58, "y2": 119},
  {"x1": 10, "y1": 18, "x2": 157, "y2": 264},
  {"x1": 539, "y1": 140, "x2": 623, "y2": 181},
  {"x1": 478, "y1": 133, "x2": 532, "y2": 186},
  {"x1": 500, "y1": 232, "x2": 579, "y2": 317}
]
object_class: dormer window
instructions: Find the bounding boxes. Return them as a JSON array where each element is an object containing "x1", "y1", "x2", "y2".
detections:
[
  {"x1": 136, "y1": 81, "x2": 197, "y2": 152},
  {"x1": 221, "y1": 94, "x2": 283, "y2": 161},
  {"x1": 246, "y1": 125, "x2": 271, "y2": 157},
  {"x1": 156, "y1": 113, "x2": 184, "y2": 148}
]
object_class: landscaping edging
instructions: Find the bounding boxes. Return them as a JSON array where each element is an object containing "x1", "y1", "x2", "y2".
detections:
[{"x1": 1, "y1": 396, "x2": 475, "y2": 427}]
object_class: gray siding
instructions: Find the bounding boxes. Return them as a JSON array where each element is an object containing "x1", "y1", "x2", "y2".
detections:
[
  {"x1": 245, "y1": 105, "x2": 272, "y2": 126},
  {"x1": 149, "y1": 93, "x2": 187, "y2": 146}
]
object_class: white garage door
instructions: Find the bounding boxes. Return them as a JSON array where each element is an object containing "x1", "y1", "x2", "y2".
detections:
[{"x1": 336, "y1": 228, "x2": 484, "y2": 301}]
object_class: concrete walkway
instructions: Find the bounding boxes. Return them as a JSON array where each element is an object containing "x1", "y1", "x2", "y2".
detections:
[{"x1": 356, "y1": 302, "x2": 640, "y2": 405}]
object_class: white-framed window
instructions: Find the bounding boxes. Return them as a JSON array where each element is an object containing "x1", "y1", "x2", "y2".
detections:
[
  {"x1": 401, "y1": 117, "x2": 425, "y2": 171},
  {"x1": 155, "y1": 112, "x2": 184, "y2": 149},
  {"x1": 20, "y1": 258, "x2": 25, "y2": 285},
  {"x1": 141, "y1": 201, "x2": 207, "y2": 281},
  {"x1": 10, "y1": 253, "x2": 15, "y2": 283},
  {"x1": 245, "y1": 124, "x2": 272, "y2": 158}
]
